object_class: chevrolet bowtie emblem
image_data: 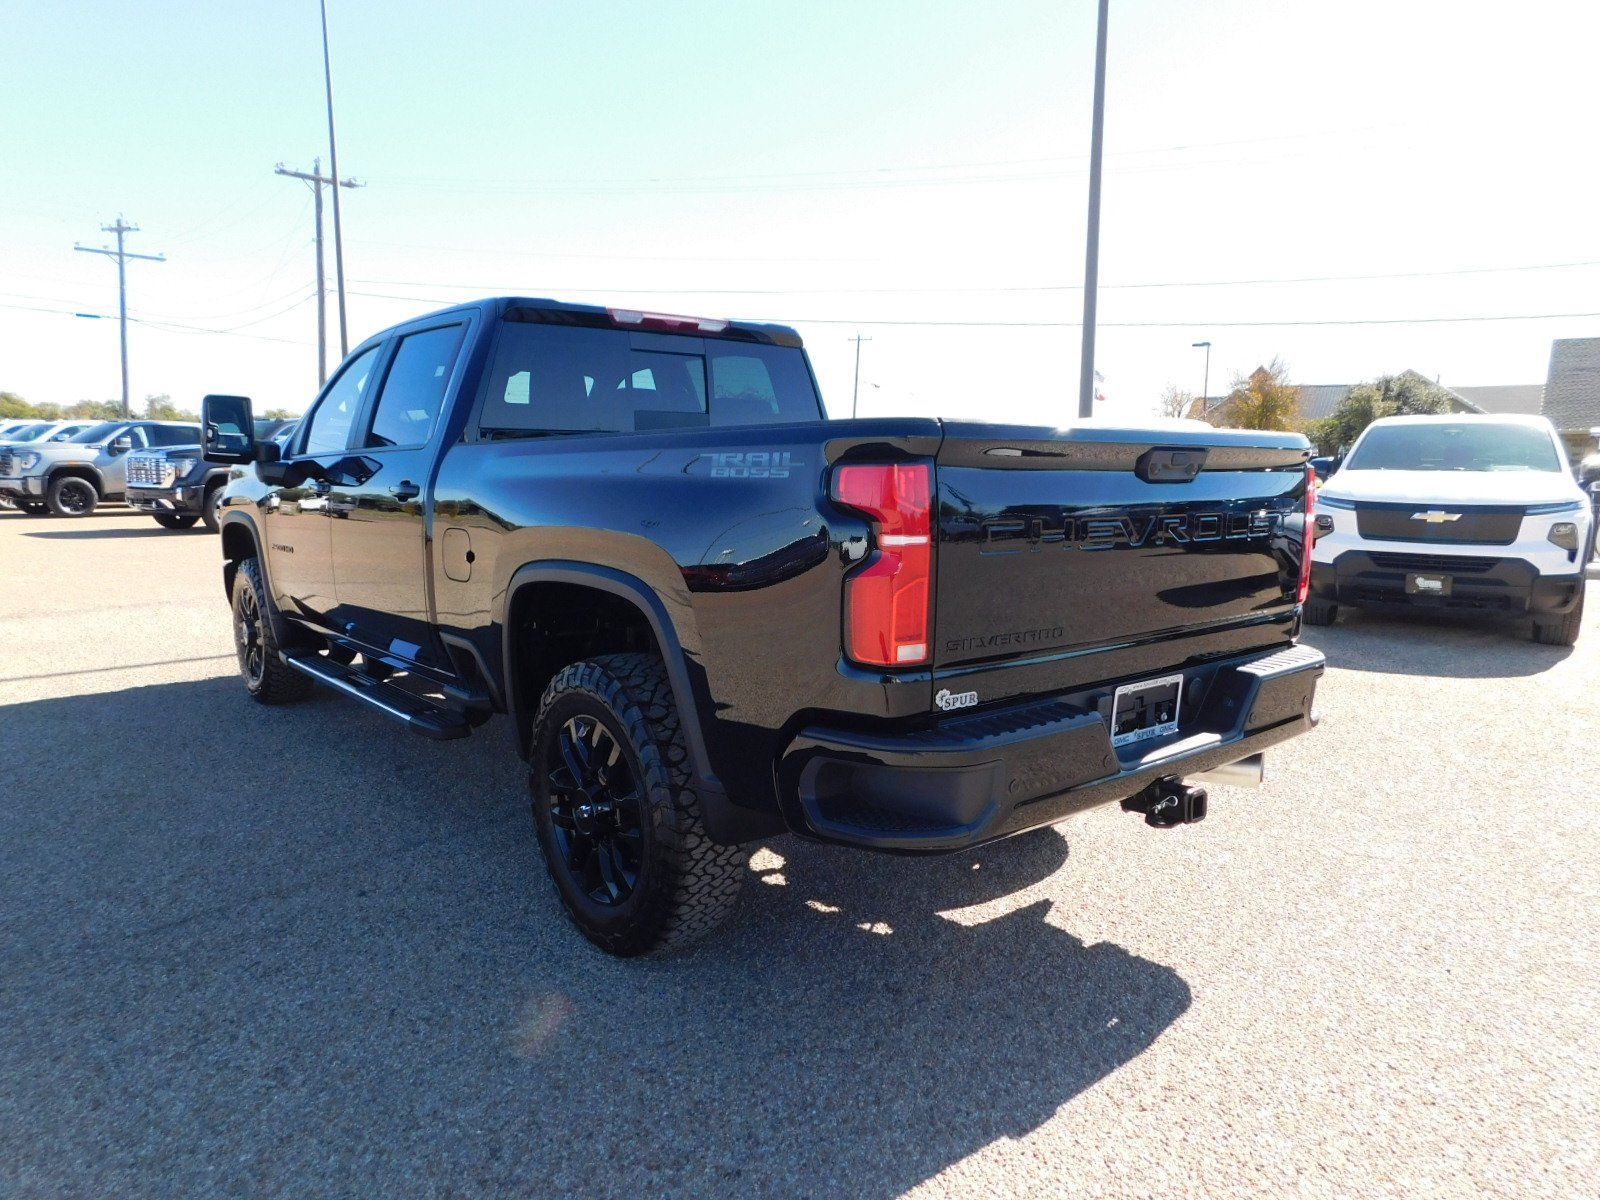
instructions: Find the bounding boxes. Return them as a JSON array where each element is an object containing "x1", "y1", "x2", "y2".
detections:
[{"x1": 1410, "y1": 510, "x2": 1462, "y2": 524}]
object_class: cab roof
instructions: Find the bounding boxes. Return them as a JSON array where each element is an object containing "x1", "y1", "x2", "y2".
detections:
[{"x1": 374, "y1": 296, "x2": 805, "y2": 349}]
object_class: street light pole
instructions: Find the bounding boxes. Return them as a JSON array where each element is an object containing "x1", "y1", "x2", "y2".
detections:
[
  {"x1": 1192, "y1": 340, "x2": 1212, "y2": 412},
  {"x1": 850, "y1": 333, "x2": 872, "y2": 418},
  {"x1": 320, "y1": 0, "x2": 351, "y2": 358},
  {"x1": 1076, "y1": 0, "x2": 1110, "y2": 419}
]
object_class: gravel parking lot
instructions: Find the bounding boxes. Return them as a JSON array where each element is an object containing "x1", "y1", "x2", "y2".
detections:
[{"x1": 2, "y1": 507, "x2": 1597, "y2": 1199}]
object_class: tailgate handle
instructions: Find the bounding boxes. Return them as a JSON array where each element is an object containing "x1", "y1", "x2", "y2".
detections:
[{"x1": 1136, "y1": 446, "x2": 1208, "y2": 483}]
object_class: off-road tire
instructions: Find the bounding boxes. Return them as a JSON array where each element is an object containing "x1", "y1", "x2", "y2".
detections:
[
  {"x1": 1303, "y1": 597, "x2": 1338, "y2": 626},
  {"x1": 231, "y1": 556, "x2": 315, "y2": 704},
  {"x1": 202, "y1": 483, "x2": 225, "y2": 533},
  {"x1": 154, "y1": 513, "x2": 198, "y2": 530},
  {"x1": 46, "y1": 475, "x2": 98, "y2": 517},
  {"x1": 530, "y1": 652, "x2": 746, "y2": 956},
  {"x1": 1532, "y1": 585, "x2": 1584, "y2": 647}
]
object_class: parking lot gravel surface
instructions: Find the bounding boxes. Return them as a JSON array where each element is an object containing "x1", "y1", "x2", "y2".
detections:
[{"x1": 2, "y1": 507, "x2": 1597, "y2": 1198}]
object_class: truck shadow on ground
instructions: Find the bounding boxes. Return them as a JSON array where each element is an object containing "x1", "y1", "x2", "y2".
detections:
[
  {"x1": 22, "y1": 526, "x2": 203, "y2": 540},
  {"x1": 0, "y1": 675, "x2": 1190, "y2": 1199},
  {"x1": 1300, "y1": 592, "x2": 1586, "y2": 678}
]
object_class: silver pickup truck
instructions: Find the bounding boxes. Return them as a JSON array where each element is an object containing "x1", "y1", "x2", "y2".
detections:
[{"x1": 0, "y1": 419, "x2": 199, "y2": 516}]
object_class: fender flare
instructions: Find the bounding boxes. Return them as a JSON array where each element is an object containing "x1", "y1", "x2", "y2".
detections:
[
  {"x1": 218, "y1": 510, "x2": 297, "y2": 647},
  {"x1": 45, "y1": 462, "x2": 106, "y2": 495},
  {"x1": 501, "y1": 560, "x2": 719, "y2": 793}
]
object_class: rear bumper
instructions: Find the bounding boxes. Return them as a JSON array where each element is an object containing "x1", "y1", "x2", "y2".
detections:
[
  {"x1": 777, "y1": 643, "x2": 1323, "y2": 853},
  {"x1": 127, "y1": 484, "x2": 204, "y2": 514},
  {"x1": 1311, "y1": 551, "x2": 1583, "y2": 615}
]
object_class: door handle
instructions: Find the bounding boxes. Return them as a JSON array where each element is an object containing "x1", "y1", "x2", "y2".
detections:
[{"x1": 388, "y1": 480, "x2": 421, "y2": 501}]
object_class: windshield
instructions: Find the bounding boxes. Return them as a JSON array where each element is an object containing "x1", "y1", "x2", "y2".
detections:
[
  {"x1": 253, "y1": 418, "x2": 287, "y2": 440},
  {"x1": 1346, "y1": 422, "x2": 1561, "y2": 473},
  {"x1": 48, "y1": 424, "x2": 89, "y2": 441},
  {"x1": 9, "y1": 424, "x2": 56, "y2": 443},
  {"x1": 66, "y1": 422, "x2": 124, "y2": 445}
]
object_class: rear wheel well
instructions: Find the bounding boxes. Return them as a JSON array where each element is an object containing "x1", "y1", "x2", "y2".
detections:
[{"x1": 509, "y1": 581, "x2": 662, "y2": 749}]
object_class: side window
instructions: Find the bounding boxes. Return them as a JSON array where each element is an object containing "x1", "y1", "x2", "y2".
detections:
[
  {"x1": 361, "y1": 324, "x2": 465, "y2": 449},
  {"x1": 707, "y1": 345, "x2": 821, "y2": 427},
  {"x1": 121, "y1": 426, "x2": 149, "y2": 449},
  {"x1": 302, "y1": 344, "x2": 381, "y2": 456}
]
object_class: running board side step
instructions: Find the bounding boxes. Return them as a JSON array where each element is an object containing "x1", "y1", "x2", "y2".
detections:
[{"x1": 281, "y1": 651, "x2": 472, "y2": 740}]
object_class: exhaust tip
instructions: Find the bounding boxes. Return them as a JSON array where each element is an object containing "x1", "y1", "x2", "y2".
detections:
[{"x1": 1191, "y1": 754, "x2": 1265, "y2": 790}]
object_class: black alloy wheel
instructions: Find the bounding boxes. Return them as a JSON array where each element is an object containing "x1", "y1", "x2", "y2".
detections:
[
  {"x1": 229, "y1": 557, "x2": 314, "y2": 704},
  {"x1": 529, "y1": 653, "x2": 747, "y2": 955},
  {"x1": 48, "y1": 477, "x2": 97, "y2": 516},
  {"x1": 544, "y1": 714, "x2": 646, "y2": 906},
  {"x1": 234, "y1": 578, "x2": 267, "y2": 688}
]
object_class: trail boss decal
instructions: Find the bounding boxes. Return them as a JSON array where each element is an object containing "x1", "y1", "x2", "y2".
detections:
[
  {"x1": 980, "y1": 508, "x2": 1276, "y2": 554},
  {"x1": 700, "y1": 451, "x2": 797, "y2": 479}
]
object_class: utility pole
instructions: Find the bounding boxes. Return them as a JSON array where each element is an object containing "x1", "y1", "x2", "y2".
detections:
[
  {"x1": 850, "y1": 333, "x2": 873, "y2": 418},
  {"x1": 1077, "y1": 0, "x2": 1110, "y2": 419},
  {"x1": 276, "y1": 158, "x2": 362, "y2": 385},
  {"x1": 320, "y1": 0, "x2": 352, "y2": 358},
  {"x1": 75, "y1": 216, "x2": 164, "y2": 418},
  {"x1": 1192, "y1": 340, "x2": 1212, "y2": 411}
]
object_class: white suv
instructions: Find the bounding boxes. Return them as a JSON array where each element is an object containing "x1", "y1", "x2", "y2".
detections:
[{"x1": 1308, "y1": 414, "x2": 1591, "y2": 645}]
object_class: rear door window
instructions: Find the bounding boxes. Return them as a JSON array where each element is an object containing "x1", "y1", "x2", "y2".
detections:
[{"x1": 361, "y1": 324, "x2": 466, "y2": 449}]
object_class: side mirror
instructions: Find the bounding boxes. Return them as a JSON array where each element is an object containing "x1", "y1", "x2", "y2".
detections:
[
  {"x1": 202, "y1": 394, "x2": 256, "y2": 463},
  {"x1": 110, "y1": 436, "x2": 132, "y2": 454}
]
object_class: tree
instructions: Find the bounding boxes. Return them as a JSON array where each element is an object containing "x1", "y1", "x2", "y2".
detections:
[
  {"x1": 65, "y1": 400, "x2": 123, "y2": 420},
  {"x1": 261, "y1": 407, "x2": 299, "y2": 420},
  {"x1": 144, "y1": 394, "x2": 199, "y2": 422},
  {"x1": 1157, "y1": 386, "x2": 1197, "y2": 420},
  {"x1": 1210, "y1": 359, "x2": 1301, "y2": 431},
  {"x1": 1307, "y1": 370, "x2": 1456, "y2": 453}
]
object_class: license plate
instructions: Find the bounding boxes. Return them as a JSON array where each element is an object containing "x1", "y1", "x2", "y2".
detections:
[
  {"x1": 1406, "y1": 573, "x2": 1452, "y2": 596},
  {"x1": 1110, "y1": 673, "x2": 1184, "y2": 747}
]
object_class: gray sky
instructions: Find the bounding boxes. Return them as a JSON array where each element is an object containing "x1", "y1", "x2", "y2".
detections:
[{"x1": 3, "y1": 0, "x2": 1597, "y2": 423}]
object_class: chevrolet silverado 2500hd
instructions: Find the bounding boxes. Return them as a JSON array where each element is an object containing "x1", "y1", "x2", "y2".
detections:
[{"x1": 202, "y1": 297, "x2": 1324, "y2": 955}]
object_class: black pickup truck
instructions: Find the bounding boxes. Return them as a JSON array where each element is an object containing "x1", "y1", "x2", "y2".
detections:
[
  {"x1": 126, "y1": 418, "x2": 296, "y2": 531},
  {"x1": 202, "y1": 297, "x2": 1324, "y2": 955}
]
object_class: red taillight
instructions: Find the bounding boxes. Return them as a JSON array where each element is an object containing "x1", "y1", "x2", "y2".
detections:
[
  {"x1": 1298, "y1": 464, "x2": 1316, "y2": 604},
  {"x1": 832, "y1": 462, "x2": 933, "y2": 667},
  {"x1": 607, "y1": 307, "x2": 729, "y2": 334}
]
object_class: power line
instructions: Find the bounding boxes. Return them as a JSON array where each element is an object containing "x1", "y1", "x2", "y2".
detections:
[
  {"x1": 345, "y1": 257, "x2": 1600, "y2": 299},
  {"x1": 373, "y1": 124, "x2": 1395, "y2": 194},
  {"x1": 0, "y1": 300, "x2": 311, "y2": 345},
  {"x1": 342, "y1": 286, "x2": 1600, "y2": 329}
]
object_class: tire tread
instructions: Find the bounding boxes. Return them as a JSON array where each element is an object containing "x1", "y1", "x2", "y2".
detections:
[{"x1": 533, "y1": 652, "x2": 745, "y2": 955}]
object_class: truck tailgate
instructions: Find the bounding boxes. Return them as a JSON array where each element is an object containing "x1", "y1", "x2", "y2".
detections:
[{"x1": 933, "y1": 422, "x2": 1310, "y2": 701}]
